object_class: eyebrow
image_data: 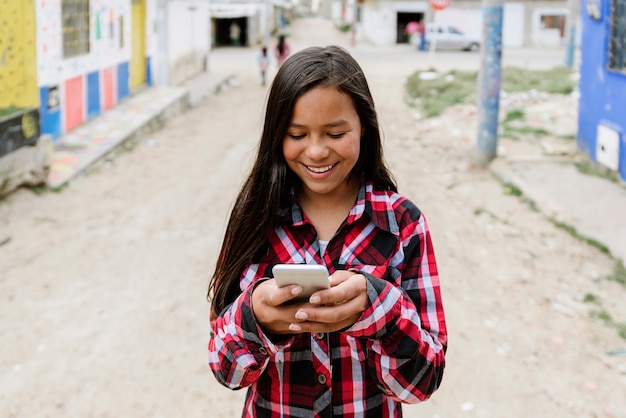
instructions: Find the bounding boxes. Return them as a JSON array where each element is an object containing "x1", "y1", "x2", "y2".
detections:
[{"x1": 289, "y1": 120, "x2": 350, "y2": 129}]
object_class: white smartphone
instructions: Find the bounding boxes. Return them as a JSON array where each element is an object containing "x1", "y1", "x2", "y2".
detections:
[{"x1": 272, "y1": 264, "x2": 330, "y2": 301}]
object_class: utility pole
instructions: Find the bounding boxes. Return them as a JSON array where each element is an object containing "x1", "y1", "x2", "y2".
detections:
[
  {"x1": 475, "y1": 0, "x2": 504, "y2": 167},
  {"x1": 564, "y1": 0, "x2": 580, "y2": 68}
]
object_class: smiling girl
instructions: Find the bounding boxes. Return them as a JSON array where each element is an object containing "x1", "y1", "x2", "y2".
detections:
[{"x1": 208, "y1": 45, "x2": 447, "y2": 417}]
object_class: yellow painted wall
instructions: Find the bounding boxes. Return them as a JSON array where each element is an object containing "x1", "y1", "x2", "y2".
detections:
[
  {"x1": 130, "y1": 0, "x2": 146, "y2": 88},
  {"x1": 0, "y1": 0, "x2": 39, "y2": 109}
]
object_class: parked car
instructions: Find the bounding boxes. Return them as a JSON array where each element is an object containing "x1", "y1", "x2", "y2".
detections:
[{"x1": 425, "y1": 24, "x2": 481, "y2": 51}]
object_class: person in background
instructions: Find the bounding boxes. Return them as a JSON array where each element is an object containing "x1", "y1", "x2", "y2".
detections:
[
  {"x1": 230, "y1": 21, "x2": 241, "y2": 46},
  {"x1": 207, "y1": 45, "x2": 447, "y2": 417},
  {"x1": 275, "y1": 34, "x2": 290, "y2": 67},
  {"x1": 417, "y1": 19, "x2": 427, "y2": 51},
  {"x1": 258, "y1": 46, "x2": 270, "y2": 86}
]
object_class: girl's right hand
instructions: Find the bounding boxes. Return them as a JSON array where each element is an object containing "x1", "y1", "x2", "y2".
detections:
[{"x1": 252, "y1": 279, "x2": 305, "y2": 335}]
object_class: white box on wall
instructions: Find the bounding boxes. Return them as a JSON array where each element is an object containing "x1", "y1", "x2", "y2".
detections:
[{"x1": 596, "y1": 123, "x2": 620, "y2": 171}]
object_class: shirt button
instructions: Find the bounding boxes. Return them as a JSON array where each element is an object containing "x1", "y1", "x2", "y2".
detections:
[
  {"x1": 315, "y1": 332, "x2": 325, "y2": 339},
  {"x1": 317, "y1": 374, "x2": 327, "y2": 385},
  {"x1": 259, "y1": 347, "x2": 267, "y2": 355}
]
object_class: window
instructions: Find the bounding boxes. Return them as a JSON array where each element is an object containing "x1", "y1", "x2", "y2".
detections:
[
  {"x1": 62, "y1": 0, "x2": 90, "y2": 58},
  {"x1": 609, "y1": 0, "x2": 626, "y2": 72}
]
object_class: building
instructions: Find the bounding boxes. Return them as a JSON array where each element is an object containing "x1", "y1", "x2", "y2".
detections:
[
  {"x1": 0, "y1": 0, "x2": 211, "y2": 195},
  {"x1": 333, "y1": 0, "x2": 574, "y2": 48},
  {"x1": 577, "y1": 0, "x2": 626, "y2": 182}
]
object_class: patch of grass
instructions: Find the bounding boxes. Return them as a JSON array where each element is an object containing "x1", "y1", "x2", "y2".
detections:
[
  {"x1": 336, "y1": 23, "x2": 352, "y2": 33},
  {"x1": 405, "y1": 66, "x2": 577, "y2": 117},
  {"x1": 405, "y1": 70, "x2": 479, "y2": 117},
  {"x1": 549, "y1": 218, "x2": 611, "y2": 255},
  {"x1": 583, "y1": 293, "x2": 600, "y2": 304},
  {"x1": 503, "y1": 109, "x2": 525, "y2": 123},
  {"x1": 501, "y1": 67, "x2": 576, "y2": 94},
  {"x1": 574, "y1": 160, "x2": 621, "y2": 184},
  {"x1": 503, "y1": 182, "x2": 523, "y2": 197},
  {"x1": 607, "y1": 259, "x2": 626, "y2": 286},
  {"x1": 590, "y1": 309, "x2": 626, "y2": 340}
]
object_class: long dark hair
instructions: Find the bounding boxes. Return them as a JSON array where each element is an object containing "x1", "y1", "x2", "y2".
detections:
[{"x1": 208, "y1": 45, "x2": 397, "y2": 317}]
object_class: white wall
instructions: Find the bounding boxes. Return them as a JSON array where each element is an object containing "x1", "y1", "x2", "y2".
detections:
[{"x1": 167, "y1": 0, "x2": 211, "y2": 85}]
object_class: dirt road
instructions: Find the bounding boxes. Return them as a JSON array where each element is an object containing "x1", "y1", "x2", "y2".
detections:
[{"x1": 1, "y1": 18, "x2": 624, "y2": 418}]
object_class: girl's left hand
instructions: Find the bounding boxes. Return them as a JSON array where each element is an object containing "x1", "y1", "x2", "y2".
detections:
[{"x1": 287, "y1": 270, "x2": 368, "y2": 333}]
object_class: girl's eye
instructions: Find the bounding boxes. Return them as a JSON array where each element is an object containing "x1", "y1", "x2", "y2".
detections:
[
  {"x1": 328, "y1": 132, "x2": 345, "y2": 139},
  {"x1": 287, "y1": 133, "x2": 306, "y2": 140}
]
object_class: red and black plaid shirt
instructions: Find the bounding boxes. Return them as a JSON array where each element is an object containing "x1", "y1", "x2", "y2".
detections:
[{"x1": 209, "y1": 181, "x2": 447, "y2": 417}]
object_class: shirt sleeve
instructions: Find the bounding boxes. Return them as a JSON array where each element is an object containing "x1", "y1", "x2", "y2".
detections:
[
  {"x1": 343, "y1": 212, "x2": 447, "y2": 403},
  {"x1": 208, "y1": 278, "x2": 295, "y2": 389}
]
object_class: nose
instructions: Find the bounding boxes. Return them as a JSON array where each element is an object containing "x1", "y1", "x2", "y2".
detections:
[{"x1": 305, "y1": 136, "x2": 330, "y2": 160}]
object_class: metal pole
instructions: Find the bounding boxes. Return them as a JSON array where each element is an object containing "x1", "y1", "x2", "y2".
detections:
[
  {"x1": 474, "y1": 0, "x2": 504, "y2": 167},
  {"x1": 564, "y1": 0, "x2": 580, "y2": 68}
]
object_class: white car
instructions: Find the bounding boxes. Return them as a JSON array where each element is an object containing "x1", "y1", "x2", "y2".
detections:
[{"x1": 425, "y1": 24, "x2": 481, "y2": 51}]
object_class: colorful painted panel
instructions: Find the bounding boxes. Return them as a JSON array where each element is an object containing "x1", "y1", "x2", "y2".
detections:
[
  {"x1": 64, "y1": 75, "x2": 84, "y2": 133},
  {"x1": 86, "y1": 70, "x2": 101, "y2": 118},
  {"x1": 39, "y1": 86, "x2": 62, "y2": 140},
  {"x1": 102, "y1": 67, "x2": 115, "y2": 111},
  {"x1": 117, "y1": 62, "x2": 130, "y2": 101}
]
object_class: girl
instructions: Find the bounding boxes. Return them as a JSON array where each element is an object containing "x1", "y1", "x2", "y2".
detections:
[
  {"x1": 208, "y1": 45, "x2": 447, "y2": 417},
  {"x1": 258, "y1": 46, "x2": 270, "y2": 86},
  {"x1": 275, "y1": 35, "x2": 290, "y2": 67}
]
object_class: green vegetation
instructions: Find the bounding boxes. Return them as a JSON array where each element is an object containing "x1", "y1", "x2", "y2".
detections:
[
  {"x1": 405, "y1": 66, "x2": 577, "y2": 117},
  {"x1": 607, "y1": 259, "x2": 626, "y2": 286},
  {"x1": 574, "y1": 160, "x2": 622, "y2": 184}
]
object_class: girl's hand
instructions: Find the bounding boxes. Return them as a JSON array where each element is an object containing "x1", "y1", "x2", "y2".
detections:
[
  {"x1": 251, "y1": 279, "x2": 308, "y2": 335},
  {"x1": 287, "y1": 270, "x2": 368, "y2": 333}
]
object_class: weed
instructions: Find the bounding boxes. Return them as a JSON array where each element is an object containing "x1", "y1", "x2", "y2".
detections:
[
  {"x1": 503, "y1": 109, "x2": 525, "y2": 123},
  {"x1": 574, "y1": 160, "x2": 620, "y2": 184},
  {"x1": 503, "y1": 182, "x2": 522, "y2": 197},
  {"x1": 607, "y1": 259, "x2": 626, "y2": 286},
  {"x1": 583, "y1": 293, "x2": 600, "y2": 304},
  {"x1": 405, "y1": 67, "x2": 576, "y2": 117}
]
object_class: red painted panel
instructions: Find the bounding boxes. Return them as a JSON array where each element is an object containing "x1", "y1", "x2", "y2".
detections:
[
  {"x1": 64, "y1": 76, "x2": 84, "y2": 133},
  {"x1": 102, "y1": 67, "x2": 115, "y2": 110}
]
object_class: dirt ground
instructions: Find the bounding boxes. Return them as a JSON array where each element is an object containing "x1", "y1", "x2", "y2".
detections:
[{"x1": 1, "y1": 18, "x2": 625, "y2": 418}]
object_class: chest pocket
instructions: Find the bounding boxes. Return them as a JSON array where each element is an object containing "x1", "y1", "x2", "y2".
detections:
[{"x1": 340, "y1": 230, "x2": 399, "y2": 282}]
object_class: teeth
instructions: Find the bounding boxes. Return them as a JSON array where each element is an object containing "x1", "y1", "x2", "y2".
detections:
[{"x1": 307, "y1": 164, "x2": 334, "y2": 173}]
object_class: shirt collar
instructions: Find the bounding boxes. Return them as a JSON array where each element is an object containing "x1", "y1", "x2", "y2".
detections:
[{"x1": 282, "y1": 180, "x2": 400, "y2": 236}]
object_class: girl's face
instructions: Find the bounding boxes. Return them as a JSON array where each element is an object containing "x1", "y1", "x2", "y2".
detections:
[{"x1": 283, "y1": 86, "x2": 362, "y2": 203}]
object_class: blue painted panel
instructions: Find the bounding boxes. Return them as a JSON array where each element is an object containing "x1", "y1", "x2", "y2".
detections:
[
  {"x1": 86, "y1": 71, "x2": 101, "y2": 118},
  {"x1": 146, "y1": 56, "x2": 152, "y2": 86},
  {"x1": 117, "y1": 62, "x2": 130, "y2": 100},
  {"x1": 39, "y1": 86, "x2": 61, "y2": 140}
]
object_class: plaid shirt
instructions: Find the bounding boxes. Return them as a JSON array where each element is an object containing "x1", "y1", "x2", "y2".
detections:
[{"x1": 209, "y1": 181, "x2": 447, "y2": 417}]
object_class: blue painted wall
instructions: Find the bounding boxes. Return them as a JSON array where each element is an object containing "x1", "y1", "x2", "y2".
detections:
[
  {"x1": 39, "y1": 86, "x2": 62, "y2": 140},
  {"x1": 117, "y1": 62, "x2": 130, "y2": 101},
  {"x1": 86, "y1": 71, "x2": 101, "y2": 119},
  {"x1": 578, "y1": 0, "x2": 626, "y2": 181}
]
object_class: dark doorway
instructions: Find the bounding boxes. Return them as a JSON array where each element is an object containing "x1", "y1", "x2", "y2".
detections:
[
  {"x1": 214, "y1": 17, "x2": 248, "y2": 47},
  {"x1": 397, "y1": 12, "x2": 424, "y2": 44}
]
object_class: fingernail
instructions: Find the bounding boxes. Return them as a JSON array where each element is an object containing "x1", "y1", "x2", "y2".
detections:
[
  {"x1": 295, "y1": 311, "x2": 308, "y2": 320},
  {"x1": 289, "y1": 323, "x2": 301, "y2": 332},
  {"x1": 291, "y1": 286, "x2": 302, "y2": 295},
  {"x1": 309, "y1": 295, "x2": 321, "y2": 304}
]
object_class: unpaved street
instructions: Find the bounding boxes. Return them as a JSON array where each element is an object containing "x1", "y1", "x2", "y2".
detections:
[{"x1": 1, "y1": 18, "x2": 625, "y2": 418}]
